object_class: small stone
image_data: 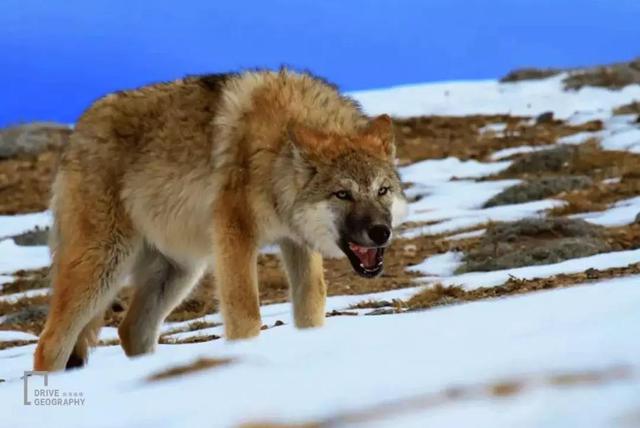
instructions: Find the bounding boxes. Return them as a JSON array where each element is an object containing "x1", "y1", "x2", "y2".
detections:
[
  {"x1": 535, "y1": 111, "x2": 554, "y2": 124},
  {"x1": 273, "y1": 320, "x2": 284, "y2": 327},
  {"x1": 365, "y1": 308, "x2": 396, "y2": 316}
]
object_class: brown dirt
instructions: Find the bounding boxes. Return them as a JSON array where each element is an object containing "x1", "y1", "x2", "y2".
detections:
[{"x1": 147, "y1": 357, "x2": 233, "y2": 382}]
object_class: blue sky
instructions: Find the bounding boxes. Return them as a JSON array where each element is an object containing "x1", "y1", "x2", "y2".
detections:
[{"x1": 1, "y1": 0, "x2": 639, "y2": 126}]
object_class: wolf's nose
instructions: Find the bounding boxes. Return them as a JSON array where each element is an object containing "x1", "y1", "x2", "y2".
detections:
[{"x1": 368, "y1": 225, "x2": 391, "y2": 246}]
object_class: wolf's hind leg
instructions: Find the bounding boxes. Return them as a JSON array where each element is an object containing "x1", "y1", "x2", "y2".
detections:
[
  {"x1": 279, "y1": 239, "x2": 327, "y2": 328},
  {"x1": 34, "y1": 225, "x2": 138, "y2": 372},
  {"x1": 118, "y1": 247, "x2": 204, "y2": 356}
]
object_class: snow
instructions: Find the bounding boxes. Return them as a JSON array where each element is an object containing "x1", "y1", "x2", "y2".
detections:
[
  {"x1": 417, "y1": 248, "x2": 640, "y2": 290},
  {"x1": 352, "y1": 74, "x2": 640, "y2": 119},
  {"x1": 573, "y1": 196, "x2": 640, "y2": 227},
  {"x1": 0, "y1": 239, "x2": 49, "y2": 274},
  {"x1": 0, "y1": 288, "x2": 48, "y2": 303},
  {"x1": 2, "y1": 276, "x2": 640, "y2": 427},
  {"x1": 444, "y1": 228, "x2": 486, "y2": 240},
  {"x1": 479, "y1": 122, "x2": 507, "y2": 135},
  {"x1": 412, "y1": 251, "x2": 463, "y2": 277},
  {"x1": 400, "y1": 157, "x2": 510, "y2": 182},
  {"x1": 0, "y1": 330, "x2": 38, "y2": 341},
  {"x1": 490, "y1": 144, "x2": 555, "y2": 160},
  {"x1": 600, "y1": 128, "x2": 640, "y2": 153},
  {"x1": 0, "y1": 211, "x2": 51, "y2": 240}
]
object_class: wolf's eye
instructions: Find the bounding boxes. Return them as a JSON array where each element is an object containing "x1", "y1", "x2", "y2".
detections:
[
  {"x1": 378, "y1": 186, "x2": 390, "y2": 196},
  {"x1": 334, "y1": 190, "x2": 352, "y2": 200}
]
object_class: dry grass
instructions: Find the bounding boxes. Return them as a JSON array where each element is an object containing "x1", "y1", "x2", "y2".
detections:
[
  {"x1": 147, "y1": 357, "x2": 233, "y2": 382},
  {"x1": 0, "y1": 339, "x2": 37, "y2": 350},
  {"x1": 0, "y1": 268, "x2": 48, "y2": 295},
  {"x1": 0, "y1": 151, "x2": 60, "y2": 215},
  {"x1": 405, "y1": 261, "x2": 640, "y2": 311},
  {"x1": 551, "y1": 173, "x2": 640, "y2": 216},
  {"x1": 393, "y1": 115, "x2": 602, "y2": 163}
]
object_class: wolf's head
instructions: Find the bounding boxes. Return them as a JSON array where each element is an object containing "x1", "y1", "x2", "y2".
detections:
[{"x1": 284, "y1": 115, "x2": 408, "y2": 278}]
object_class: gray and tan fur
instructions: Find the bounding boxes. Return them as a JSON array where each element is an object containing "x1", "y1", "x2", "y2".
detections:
[{"x1": 34, "y1": 69, "x2": 407, "y2": 372}]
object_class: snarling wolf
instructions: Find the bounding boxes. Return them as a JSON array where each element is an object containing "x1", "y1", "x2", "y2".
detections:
[{"x1": 34, "y1": 69, "x2": 407, "y2": 371}]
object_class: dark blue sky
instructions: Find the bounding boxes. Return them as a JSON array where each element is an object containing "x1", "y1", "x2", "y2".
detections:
[{"x1": 2, "y1": 0, "x2": 639, "y2": 126}]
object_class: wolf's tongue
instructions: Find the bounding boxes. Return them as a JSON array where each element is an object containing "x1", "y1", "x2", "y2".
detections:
[{"x1": 349, "y1": 243, "x2": 378, "y2": 268}]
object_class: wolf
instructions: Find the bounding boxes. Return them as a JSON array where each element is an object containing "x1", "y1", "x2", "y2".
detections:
[{"x1": 34, "y1": 69, "x2": 407, "y2": 371}]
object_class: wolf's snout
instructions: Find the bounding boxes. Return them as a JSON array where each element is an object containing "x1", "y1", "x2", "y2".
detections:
[{"x1": 368, "y1": 224, "x2": 391, "y2": 246}]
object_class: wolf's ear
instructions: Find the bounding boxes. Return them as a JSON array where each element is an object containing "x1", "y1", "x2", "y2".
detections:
[{"x1": 363, "y1": 114, "x2": 396, "y2": 160}]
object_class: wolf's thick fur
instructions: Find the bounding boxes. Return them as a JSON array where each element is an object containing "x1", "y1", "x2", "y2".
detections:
[{"x1": 34, "y1": 70, "x2": 407, "y2": 371}]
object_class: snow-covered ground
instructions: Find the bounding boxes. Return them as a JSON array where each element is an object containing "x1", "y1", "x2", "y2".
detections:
[{"x1": 1, "y1": 74, "x2": 640, "y2": 426}]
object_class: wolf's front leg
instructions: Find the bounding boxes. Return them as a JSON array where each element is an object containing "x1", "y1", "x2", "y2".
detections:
[
  {"x1": 213, "y1": 196, "x2": 262, "y2": 340},
  {"x1": 279, "y1": 239, "x2": 327, "y2": 328}
]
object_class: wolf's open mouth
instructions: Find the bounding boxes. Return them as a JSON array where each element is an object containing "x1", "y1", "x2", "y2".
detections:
[{"x1": 341, "y1": 241, "x2": 385, "y2": 278}]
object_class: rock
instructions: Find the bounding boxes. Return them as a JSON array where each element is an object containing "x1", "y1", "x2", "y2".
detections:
[
  {"x1": 0, "y1": 122, "x2": 71, "y2": 158},
  {"x1": 483, "y1": 175, "x2": 592, "y2": 207},
  {"x1": 365, "y1": 308, "x2": 396, "y2": 316},
  {"x1": 635, "y1": 211, "x2": 640, "y2": 224},
  {"x1": 11, "y1": 226, "x2": 49, "y2": 246},
  {"x1": 535, "y1": 111, "x2": 554, "y2": 124}
]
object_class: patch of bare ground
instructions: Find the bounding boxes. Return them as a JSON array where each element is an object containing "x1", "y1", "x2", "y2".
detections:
[
  {"x1": 564, "y1": 58, "x2": 640, "y2": 90},
  {"x1": 483, "y1": 175, "x2": 592, "y2": 207},
  {"x1": 147, "y1": 357, "x2": 233, "y2": 382},
  {"x1": 490, "y1": 142, "x2": 640, "y2": 217},
  {"x1": 551, "y1": 172, "x2": 640, "y2": 217},
  {"x1": 0, "y1": 150, "x2": 60, "y2": 214},
  {"x1": 0, "y1": 268, "x2": 48, "y2": 295},
  {"x1": 500, "y1": 57, "x2": 640, "y2": 90},
  {"x1": 495, "y1": 142, "x2": 640, "y2": 180},
  {"x1": 406, "y1": 261, "x2": 640, "y2": 312},
  {"x1": 457, "y1": 218, "x2": 613, "y2": 273},
  {"x1": 0, "y1": 339, "x2": 37, "y2": 350},
  {"x1": 393, "y1": 115, "x2": 601, "y2": 163},
  {"x1": 240, "y1": 365, "x2": 634, "y2": 428},
  {"x1": 500, "y1": 68, "x2": 561, "y2": 82},
  {"x1": 613, "y1": 100, "x2": 640, "y2": 116}
]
